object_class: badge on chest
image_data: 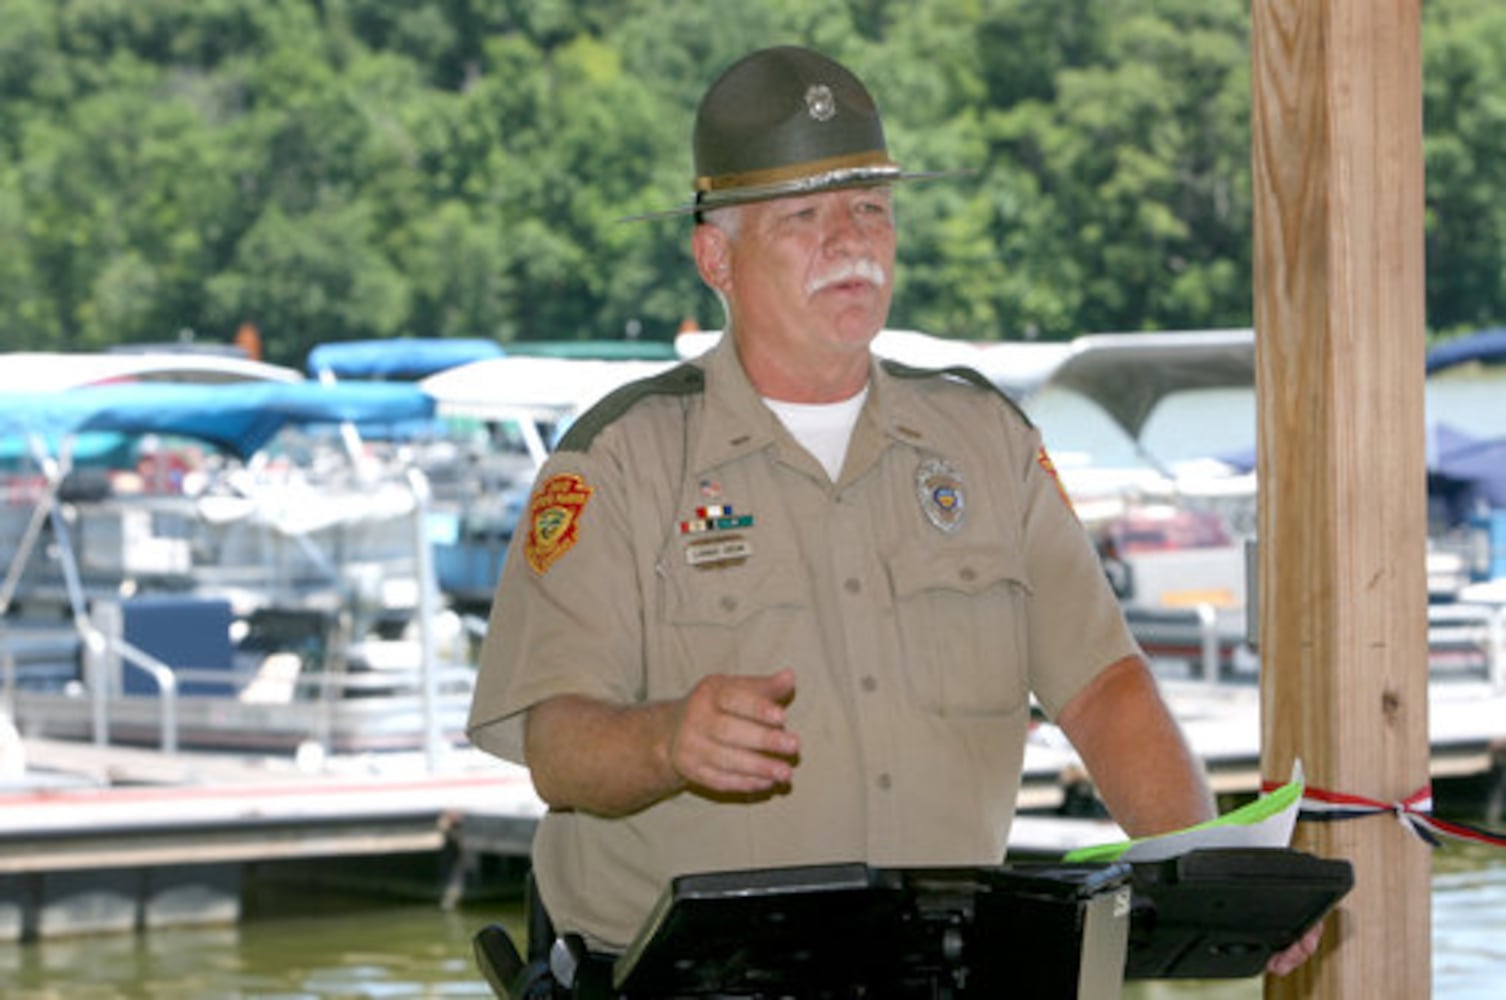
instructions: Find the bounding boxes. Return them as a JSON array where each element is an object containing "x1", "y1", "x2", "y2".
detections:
[{"x1": 916, "y1": 458, "x2": 965, "y2": 533}]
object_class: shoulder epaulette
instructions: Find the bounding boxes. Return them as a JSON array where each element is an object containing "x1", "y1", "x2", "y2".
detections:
[
  {"x1": 554, "y1": 362, "x2": 707, "y2": 453},
  {"x1": 880, "y1": 358, "x2": 1035, "y2": 428}
]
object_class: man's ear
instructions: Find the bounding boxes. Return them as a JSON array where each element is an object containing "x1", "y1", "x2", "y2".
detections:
[{"x1": 691, "y1": 224, "x2": 733, "y2": 293}]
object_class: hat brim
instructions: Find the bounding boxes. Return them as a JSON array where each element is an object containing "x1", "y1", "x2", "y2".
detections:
[{"x1": 618, "y1": 167, "x2": 968, "y2": 223}]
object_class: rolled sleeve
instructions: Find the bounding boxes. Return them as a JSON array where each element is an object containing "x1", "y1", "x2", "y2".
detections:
[
  {"x1": 466, "y1": 449, "x2": 645, "y2": 764},
  {"x1": 1018, "y1": 431, "x2": 1141, "y2": 719}
]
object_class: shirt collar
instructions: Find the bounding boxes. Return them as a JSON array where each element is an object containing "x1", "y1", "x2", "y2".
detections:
[{"x1": 689, "y1": 334, "x2": 968, "y2": 477}]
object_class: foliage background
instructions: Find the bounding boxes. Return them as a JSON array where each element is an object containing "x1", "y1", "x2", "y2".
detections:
[{"x1": 1, "y1": 0, "x2": 1502, "y2": 367}]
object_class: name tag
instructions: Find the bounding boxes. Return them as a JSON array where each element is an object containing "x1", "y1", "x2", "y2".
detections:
[{"x1": 686, "y1": 535, "x2": 753, "y2": 568}]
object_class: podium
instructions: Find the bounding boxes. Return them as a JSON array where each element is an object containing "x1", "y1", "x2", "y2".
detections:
[
  {"x1": 474, "y1": 848, "x2": 1353, "y2": 999},
  {"x1": 615, "y1": 861, "x2": 1132, "y2": 998}
]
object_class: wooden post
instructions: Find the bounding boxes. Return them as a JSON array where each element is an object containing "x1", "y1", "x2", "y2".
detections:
[{"x1": 1251, "y1": 2, "x2": 1431, "y2": 998}]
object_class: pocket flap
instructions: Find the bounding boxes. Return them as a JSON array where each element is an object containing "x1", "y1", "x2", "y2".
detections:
[
  {"x1": 887, "y1": 543, "x2": 1031, "y2": 599},
  {"x1": 663, "y1": 555, "x2": 809, "y2": 627}
]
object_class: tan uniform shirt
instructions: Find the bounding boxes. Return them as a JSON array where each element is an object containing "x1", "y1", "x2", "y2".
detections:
[{"x1": 468, "y1": 335, "x2": 1138, "y2": 950}]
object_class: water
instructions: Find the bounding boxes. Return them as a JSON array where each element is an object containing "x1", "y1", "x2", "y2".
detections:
[
  {"x1": 1, "y1": 886, "x2": 524, "y2": 999},
  {"x1": 2, "y1": 843, "x2": 1501, "y2": 997}
]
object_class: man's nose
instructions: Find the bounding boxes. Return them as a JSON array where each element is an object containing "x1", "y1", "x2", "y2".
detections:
[{"x1": 822, "y1": 206, "x2": 871, "y2": 255}]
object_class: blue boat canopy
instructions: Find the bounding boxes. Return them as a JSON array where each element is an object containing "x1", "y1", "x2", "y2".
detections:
[
  {"x1": 1425, "y1": 328, "x2": 1506, "y2": 375},
  {"x1": 1427, "y1": 422, "x2": 1506, "y2": 519},
  {"x1": 306, "y1": 338, "x2": 504, "y2": 380},
  {"x1": 0, "y1": 381, "x2": 436, "y2": 462}
]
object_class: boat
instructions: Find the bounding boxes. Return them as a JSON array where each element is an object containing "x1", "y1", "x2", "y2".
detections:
[
  {"x1": 1425, "y1": 326, "x2": 1506, "y2": 376},
  {"x1": 297, "y1": 336, "x2": 682, "y2": 608},
  {"x1": 0, "y1": 377, "x2": 478, "y2": 757},
  {"x1": 1424, "y1": 328, "x2": 1506, "y2": 590},
  {"x1": 306, "y1": 337, "x2": 505, "y2": 381},
  {"x1": 417, "y1": 353, "x2": 680, "y2": 605},
  {"x1": 674, "y1": 327, "x2": 1073, "y2": 399},
  {"x1": 0, "y1": 349, "x2": 303, "y2": 392},
  {"x1": 995, "y1": 328, "x2": 1506, "y2": 790}
]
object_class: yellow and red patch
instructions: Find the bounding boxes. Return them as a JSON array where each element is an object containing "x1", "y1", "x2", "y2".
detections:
[
  {"x1": 1036, "y1": 446, "x2": 1077, "y2": 517},
  {"x1": 525, "y1": 473, "x2": 593, "y2": 575}
]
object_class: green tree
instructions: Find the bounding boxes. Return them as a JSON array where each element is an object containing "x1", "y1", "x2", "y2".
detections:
[
  {"x1": 1423, "y1": 0, "x2": 1506, "y2": 335},
  {"x1": 2, "y1": 0, "x2": 1504, "y2": 363},
  {"x1": 206, "y1": 202, "x2": 410, "y2": 363}
]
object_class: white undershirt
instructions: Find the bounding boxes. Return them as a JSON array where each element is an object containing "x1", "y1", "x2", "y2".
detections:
[{"x1": 763, "y1": 385, "x2": 870, "y2": 481}]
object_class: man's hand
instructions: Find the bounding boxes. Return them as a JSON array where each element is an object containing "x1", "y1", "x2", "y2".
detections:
[
  {"x1": 668, "y1": 669, "x2": 800, "y2": 795},
  {"x1": 1267, "y1": 923, "x2": 1323, "y2": 976},
  {"x1": 524, "y1": 670, "x2": 800, "y2": 816}
]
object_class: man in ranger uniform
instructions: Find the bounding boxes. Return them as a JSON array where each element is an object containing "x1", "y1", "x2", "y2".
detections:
[{"x1": 468, "y1": 45, "x2": 1317, "y2": 976}]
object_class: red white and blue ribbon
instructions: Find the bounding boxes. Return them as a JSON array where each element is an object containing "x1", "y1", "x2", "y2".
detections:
[{"x1": 1260, "y1": 780, "x2": 1506, "y2": 850}]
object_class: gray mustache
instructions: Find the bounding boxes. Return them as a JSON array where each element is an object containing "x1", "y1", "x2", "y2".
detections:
[{"x1": 806, "y1": 258, "x2": 887, "y2": 295}]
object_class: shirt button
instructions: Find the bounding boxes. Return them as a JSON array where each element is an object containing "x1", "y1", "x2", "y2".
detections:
[
  {"x1": 719, "y1": 595, "x2": 738, "y2": 614},
  {"x1": 959, "y1": 567, "x2": 977, "y2": 583},
  {"x1": 876, "y1": 773, "x2": 892, "y2": 791},
  {"x1": 860, "y1": 676, "x2": 877, "y2": 693},
  {"x1": 844, "y1": 578, "x2": 862, "y2": 595}
]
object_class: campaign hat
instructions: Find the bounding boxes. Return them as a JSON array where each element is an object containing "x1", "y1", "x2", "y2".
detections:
[{"x1": 626, "y1": 46, "x2": 954, "y2": 221}]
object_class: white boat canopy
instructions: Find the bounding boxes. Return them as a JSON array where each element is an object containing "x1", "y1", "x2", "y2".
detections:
[{"x1": 0, "y1": 351, "x2": 303, "y2": 392}]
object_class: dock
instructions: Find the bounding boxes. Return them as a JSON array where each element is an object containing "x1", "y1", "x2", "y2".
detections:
[
  {"x1": 0, "y1": 732, "x2": 1126, "y2": 941},
  {"x1": 1, "y1": 739, "x2": 544, "y2": 940},
  {"x1": 5, "y1": 698, "x2": 1501, "y2": 944},
  {"x1": 1160, "y1": 677, "x2": 1506, "y2": 823}
]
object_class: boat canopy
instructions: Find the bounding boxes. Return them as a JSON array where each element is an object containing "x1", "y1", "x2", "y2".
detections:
[
  {"x1": 500, "y1": 339, "x2": 680, "y2": 361},
  {"x1": 1428, "y1": 422, "x2": 1506, "y2": 516},
  {"x1": 306, "y1": 337, "x2": 504, "y2": 380},
  {"x1": 672, "y1": 328, "x2": 1072, "y2": 400},
  {"x1": 1425, "y1": 328, "x2": 1506, "y2": 375},
  {"x1": 1036, "y1": 329, "x2": 1255, "y2": 443},
  {"x1": 421, "y1": 355, "x2": 678, "y2": 419},
  {"x1": 0, "y1": 381, "x2": 436, "y2": 461},
  {"x1": 0, "y1": 351, "x2": 302, "y2": 392}
]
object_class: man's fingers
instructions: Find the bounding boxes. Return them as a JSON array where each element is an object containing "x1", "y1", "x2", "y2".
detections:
[
  {"x1": 669, "y1": 672, "x2": 801, "y2": 793},
  {"x1": 673, "y1": 730, "x2": 795, "y2": 791},
  {"x1": 695, "y1": 709, "x2": 799, "y2": 760},
  {"x1": 712, "y1": 670, "x2": 797, "y2": 728},
  {"x1": 1266, "y1": 923, "x2": 1323, "y2": 976},
  {"x1": 762, "y1": 667, "x2": 798, "y2": 704}
]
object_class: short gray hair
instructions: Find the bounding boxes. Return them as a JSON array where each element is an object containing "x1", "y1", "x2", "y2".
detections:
[{"x1": 700, "y1": 204, "x2": 742, "y2": 239}]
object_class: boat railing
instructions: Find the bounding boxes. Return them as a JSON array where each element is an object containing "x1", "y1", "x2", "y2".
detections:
[
  {"x1": 1126, "y1": 602, "x2": 1250, "y2": 685},
  {"x1": 3, "y1": 462, "x2": 473, "y2": 764},
  {"x1": 81, "y1": 627, "x2": 179, "y2": 754},
  {"x1": 1427, "y1": 600, "x2": 1506, "y2": 690},
  {"x1": 51, "y1": 639, "x2": 477, "y2": 757},
  {"x1": 1128, "y1": 598, "x2": 1506, "y2": 693},
  {"x1": 1495, "y1": 605, "x2": 1506, "y2": 692}
]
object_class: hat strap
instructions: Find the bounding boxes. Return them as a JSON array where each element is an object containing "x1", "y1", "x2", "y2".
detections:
[{"x1": 695, "y1": 150, "x2": 898, "y2": 194}]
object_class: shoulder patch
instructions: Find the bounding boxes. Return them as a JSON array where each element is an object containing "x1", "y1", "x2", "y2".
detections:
[
  {"x1": 1036, "y1": 445, "x2": 1078, "y2": 518},
  {"x1": 525, "y1": 472, "x2": 593, "y2": 574},
  {"x1": 555, "y1": 362, "x2": 706, "y2": 453},
  {"x1": 879, "y1": 358, "x2": 1035, "y2": 427}
]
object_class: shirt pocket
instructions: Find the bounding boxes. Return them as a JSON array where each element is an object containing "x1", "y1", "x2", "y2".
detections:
[
  {"x1": 884, "y1": 542, "x2": 1032, "y2": 716},
  {"x1": 658, "y1": 555, "x2": 815, "y2": 690}
]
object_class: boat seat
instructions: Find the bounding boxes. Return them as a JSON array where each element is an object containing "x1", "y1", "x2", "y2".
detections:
[{"x1": 101, "y1": 596, "x2": 237, "y2": 696}]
